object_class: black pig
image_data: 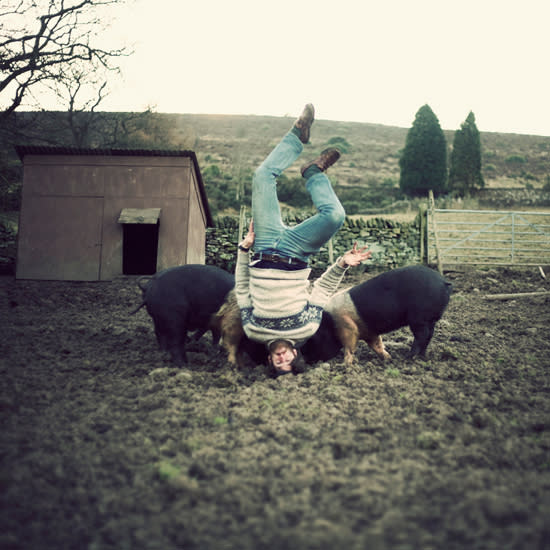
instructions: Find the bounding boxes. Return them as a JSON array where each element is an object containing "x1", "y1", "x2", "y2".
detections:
[
  {"x1": 135, "y1": 265, "x2": 235, "y2": 366},
  {"x1": 302, "y1": 265, "x2": 452, "y2": 365}
]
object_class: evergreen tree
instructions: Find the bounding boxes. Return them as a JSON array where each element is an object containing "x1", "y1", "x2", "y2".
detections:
[
  {"x1": 449, "y1": 111, "x2": 485, "y2": 196},
  {"x1": 399, "y1": 104, "x2": 448, "y2": 197}
]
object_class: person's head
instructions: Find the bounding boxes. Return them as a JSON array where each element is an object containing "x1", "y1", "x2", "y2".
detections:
[{"x1": 267, "y1": 339, "x2": 306, "y2": 376}]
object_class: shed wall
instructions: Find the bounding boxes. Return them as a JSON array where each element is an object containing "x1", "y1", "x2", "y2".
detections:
[
  {"x1": 16, "y1": 153, "x2": 208, "y2": 281},
  {"x1": 186, "y1": 169, "x2": 207, "y2": 263},
  {"x1": 17, "y1": 196, "x2": 103, "y2": 280}
]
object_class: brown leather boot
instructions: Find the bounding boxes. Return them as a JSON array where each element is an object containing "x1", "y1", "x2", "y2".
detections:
[
  {"x1": 293, "y1": 103, "x2": 315, "y2": 144},
  {"x1": 300, "y1": 148, "x2": 341, "y2": 177}
]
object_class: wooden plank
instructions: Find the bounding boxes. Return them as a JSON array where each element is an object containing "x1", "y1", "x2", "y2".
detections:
[
  {"x1": 118, "y1": 208, "x2": 161, "y2": 224},
  {"x1": 484, "y1": 291, "x2": 550, "y2": 301}
]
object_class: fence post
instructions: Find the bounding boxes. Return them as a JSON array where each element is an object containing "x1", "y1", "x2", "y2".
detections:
[
  {"x1": 419, "y1": 204, "x2": 426, "y2": 263},
  {"x1": 429, "y1": 191, "x2": 443, "y2": 274},
  {"x1": 511, "y1": 212, "x2": 516, "y2": 263},
  {"x1": 238, "y1": 205, "x2": 247, "y2": 242}
]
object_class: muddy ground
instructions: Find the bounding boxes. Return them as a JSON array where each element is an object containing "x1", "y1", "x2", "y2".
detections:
[{"x1": 1, "y1": 265, "x2": 549, "y2": 550}]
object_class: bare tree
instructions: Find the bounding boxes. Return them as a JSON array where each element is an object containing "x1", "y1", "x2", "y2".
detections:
[
  {"x1": 0, "y1": 0, "x2": 130, "y2": 123},
  {"x1": 51, "y1": 68, "x2": 109, "y2": 147}
]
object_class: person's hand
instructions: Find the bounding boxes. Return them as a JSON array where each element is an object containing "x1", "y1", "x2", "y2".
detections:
[
  {"x1": 339, "y1": 242, "x2": 371, "y2": 267},
  {"x1": 239, "y1": 219, "x2": 255, "y2": 250}
]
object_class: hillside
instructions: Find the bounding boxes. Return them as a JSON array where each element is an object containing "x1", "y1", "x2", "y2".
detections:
[
  {"x1": 164, "y1": 113, "x2": 547, "y2": 181},
  {"x1": 168, "y1": 113, "x2": 550, "y2": 215},
  {"x1": 2, "y1": 111, "x2": 550, "y2": 216}
]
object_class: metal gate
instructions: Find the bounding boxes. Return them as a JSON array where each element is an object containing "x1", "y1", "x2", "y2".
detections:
[{"x1": 427, "y1": 204, "x2": 550, "y2": 268}]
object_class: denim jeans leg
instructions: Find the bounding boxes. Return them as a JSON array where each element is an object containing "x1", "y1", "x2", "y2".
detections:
[
  {"x1": 252, "y1": 132, "x2": 303, "y2": 252},
  {"x1": 278, "y1": 172, "x2": 346, "y2": 260}
]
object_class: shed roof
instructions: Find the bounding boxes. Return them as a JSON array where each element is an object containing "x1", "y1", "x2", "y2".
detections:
[{"x1": 15, "y1": 146, "x2": 213, "y2": 226}]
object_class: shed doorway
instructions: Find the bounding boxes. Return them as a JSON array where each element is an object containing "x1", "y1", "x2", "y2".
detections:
[{"x1": 118, "y1": 208, "x2": 161, "y2": 275}]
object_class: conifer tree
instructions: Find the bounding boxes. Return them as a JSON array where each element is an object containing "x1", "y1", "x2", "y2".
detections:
[
  {"x1": 449, "y1": 111, "x2": 485, "y2": 196},
  {"x1": 399, "y1": 105, "x2": 448, "y2": 197}
]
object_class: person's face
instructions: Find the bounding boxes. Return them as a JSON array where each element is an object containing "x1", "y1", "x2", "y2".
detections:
[{"x1": 269, "y1": 344, "x2": 297, "y2": 374}]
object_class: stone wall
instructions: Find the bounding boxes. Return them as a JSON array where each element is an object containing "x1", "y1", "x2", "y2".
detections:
[{"x1": 206, "y1": 214, "x2": 422, "y2": 275}]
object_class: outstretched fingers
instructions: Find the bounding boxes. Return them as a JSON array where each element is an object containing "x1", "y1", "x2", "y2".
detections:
[{"x1": 344, "y1": 242, "x2": 372, "y2": 266}]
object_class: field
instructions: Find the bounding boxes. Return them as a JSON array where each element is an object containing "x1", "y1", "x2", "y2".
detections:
[{"x1": 1, "y1": 265, "x2": 550, "y2": 550}]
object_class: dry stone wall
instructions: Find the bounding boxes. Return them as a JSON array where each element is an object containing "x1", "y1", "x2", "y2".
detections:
[{"x1": 206, "y1": 215, "x2": 422, "y2": 275}]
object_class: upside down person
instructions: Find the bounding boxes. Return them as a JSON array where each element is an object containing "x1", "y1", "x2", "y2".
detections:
[{"x1": 235, "y1": 104, "x2": 371, "y2": 375}]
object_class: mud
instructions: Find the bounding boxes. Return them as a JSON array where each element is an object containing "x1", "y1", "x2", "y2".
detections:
[{"x1": 1, "y1": 266, "x2": 550, "y2": 550}]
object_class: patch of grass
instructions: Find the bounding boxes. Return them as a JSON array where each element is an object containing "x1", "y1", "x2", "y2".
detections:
[
  {"x1": 156, "y1": 461, "x2": 180, "y2": 480},
  {"x1": 385, "y1": 368, "x2": 400, "y2": 378},
  {"x1": 416, "y1": 431, "x2": 443, "y2": 450},
  {"x1": 439, "y1": 346, "x2": 460, "y2": 360},
  {"x1": 505, "y1": 154, "x2": 527, "y2": 164}
]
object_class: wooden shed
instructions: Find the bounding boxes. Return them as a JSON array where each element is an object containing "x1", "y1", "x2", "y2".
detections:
[{"x1": 15, "y1": 146, "x2": 213, "y2": 281}]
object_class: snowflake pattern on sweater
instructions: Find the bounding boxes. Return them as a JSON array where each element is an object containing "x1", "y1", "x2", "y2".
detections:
[{"x1": 240, "y1": 304, "x2": 324, "y2": 331}]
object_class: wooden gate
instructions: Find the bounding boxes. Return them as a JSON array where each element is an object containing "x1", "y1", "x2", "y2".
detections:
[{"x1": 427, "y1": 195, "x2": 550, "y2": 269}]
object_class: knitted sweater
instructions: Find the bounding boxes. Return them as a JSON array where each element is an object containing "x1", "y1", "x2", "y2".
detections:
[{"x1": 234, "y1": 249, "x2": 348, "y2": 346}]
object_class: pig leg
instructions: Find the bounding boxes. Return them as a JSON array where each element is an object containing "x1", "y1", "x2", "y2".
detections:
[
  {"x1": 167, "y1": 332, "x2": 187, "y2": 366},
  {"x1": 160, "y1": 319, "x2": 187, "y2": 366},
  {"x1": 354, "y1": 316, "x2": 391, "y2": 362},
  {"x1": 154, "y1": 324, "x2": 168, "y2": 351},
  {"x1": 192, "y1": 328, "x2": 208, "y2": 341},
  {"x1": 153, "y1": 317, "x2": 180, "y2": 361},
  {"x1": 221, "y1": 321, "x2": 245, "y2": 366},
  {"x1": 332, "y1": 313, "x2": 360, "y2": 366},
  {"x1": 206, "y1": 314, "x2": 223, "y2": 350},
  {"x1": 218, "y1": 309, "x2": 246, "y2": 366},
  {"x1": 150, "y1": 314, "x2": 185, "y2": 364},
  {"x1": 210, "y1": 327, "x2": 221, "y2": 347},
  {"x1": 408, "y1": 321, "x2": 435, "y2": 357},
  {"x1": 366, "y1": 334, "x2": 391, "y2": 361},
  {"x1": 213, "y1": 291, "x2": 247, "y2": 367}
]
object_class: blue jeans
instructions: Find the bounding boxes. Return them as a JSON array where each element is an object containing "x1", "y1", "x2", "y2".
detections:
[{"x1": 252, "y1": 132, "x2": 345, "y2": 263}]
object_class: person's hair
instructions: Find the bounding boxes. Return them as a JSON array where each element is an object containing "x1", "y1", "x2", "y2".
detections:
[
  {"x1": 288, "y1": 349, "x2": 306, "y2": 374},
  {"x1": 268, "y1": 339, "x2": 294, "y2": 354},
  {"x1": 267, "y1": 340, "x2": 307, "y2": 377}
]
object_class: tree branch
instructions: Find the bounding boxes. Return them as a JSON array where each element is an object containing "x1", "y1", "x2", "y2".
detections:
[{"x1": 0, "y1": 0, "x2": 130, "y2": 121}]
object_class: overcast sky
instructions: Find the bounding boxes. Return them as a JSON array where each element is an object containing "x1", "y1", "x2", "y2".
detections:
[{"x1": 61, "y1": 0, "x2": 550, "y2": 136}]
